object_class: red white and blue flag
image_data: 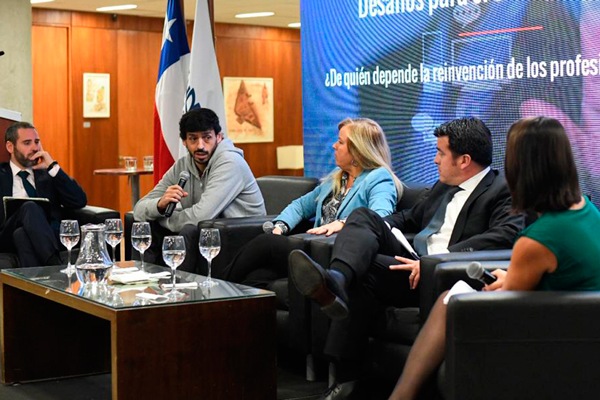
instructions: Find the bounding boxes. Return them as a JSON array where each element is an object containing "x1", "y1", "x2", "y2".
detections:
[
  {"x1": 153, "y1": 0, "x2": 190, "y2": 183},
  {"x1": 154, "y1": 0, "x2": 227, "y2": 183}
]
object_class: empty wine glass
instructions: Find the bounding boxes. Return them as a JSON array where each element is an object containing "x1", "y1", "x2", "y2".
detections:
[
  {"x1": 131, "y1": 222, "x2": 151, "y2": 270},
  {"x1": 104, "y1": 218, "x2": 123, "y2": 263},
  {"x1": 162, "y1": 236, "x2": 186, "y2": 299},
  {"x1": 199, "y1": 228, "x2": 220, "y2": 288},
  {"x1": 60, "y1": 220, "x2": 80, "y2": 274}
]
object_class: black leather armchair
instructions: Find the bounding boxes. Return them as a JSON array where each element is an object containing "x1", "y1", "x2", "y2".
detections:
[
  {"x1": 196, "y1": 175, "x2": 319, "y2": 277},
  {"x1": 125, "y1": 175, "x2": 320, "y2": 265},
  {"x1": 367, "y1": 253, "x2": 511, "y2": 384},
  {"x1": 444, "y1": 291, "x2": 600, "y2": 400},
  {"x1": 0, "y1": 205, "x2": 120, "y2": 269}
]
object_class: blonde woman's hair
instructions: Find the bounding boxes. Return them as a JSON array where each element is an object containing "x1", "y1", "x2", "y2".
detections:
[{"x1": 328, "y1": 117, "x2": 403, "y2": 199}]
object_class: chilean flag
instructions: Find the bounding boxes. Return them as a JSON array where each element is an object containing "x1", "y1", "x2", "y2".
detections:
[{"x1": 153, "y1": 0, "x2": 190, "y2": 183}]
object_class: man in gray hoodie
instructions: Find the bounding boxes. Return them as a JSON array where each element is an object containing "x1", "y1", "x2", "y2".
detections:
[{"x1": 133, "y1": 108, "x2": 266, "y2": 273}]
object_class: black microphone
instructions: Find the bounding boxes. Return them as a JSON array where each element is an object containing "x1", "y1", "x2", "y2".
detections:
[
  {"x1": 262, "y1": 221, "x2": 274, "y2": 234},
  {"x1": 0, "y1": 51, "x2": 5, "y2": 57},
  {"x1": 466, "y1": 261, "x2": 497, "y2": 285},
  {"x1": 164, "y1": 171, "x2": 190, "y2": 217}
]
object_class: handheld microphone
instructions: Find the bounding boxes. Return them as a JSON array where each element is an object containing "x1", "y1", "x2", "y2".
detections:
[
  {"x1": 466, "y1": 262, "x2": 497, "y2": 285},
  {"x1": 164, "y1": 171, "x2": 190, "y2": 218},
  {"x1": 262, "y1": 221, "x2": 274, "y2": 234}
]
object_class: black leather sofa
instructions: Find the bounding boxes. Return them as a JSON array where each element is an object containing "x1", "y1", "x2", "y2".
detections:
[
  {"x1": 0, "y1": 205, "x2": 121, "y2": 269},
  {"x1": 445, "y1": 290, "x2": 600, "y2": 400}
]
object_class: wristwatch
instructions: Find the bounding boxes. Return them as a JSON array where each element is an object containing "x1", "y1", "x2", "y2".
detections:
[
  {"x1": 47, "y1": 161, "x2": 59, "y2": 172},
  {"x1": 273, "y1": 221, "x2": 289, "y2": 235}
]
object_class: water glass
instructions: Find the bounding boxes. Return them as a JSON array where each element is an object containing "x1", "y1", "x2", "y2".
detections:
[
  {"x1": 104, "y1": 218, "x2": 123, "y2": 263},
  {"x1": 143, "y1": 155, "x2": 154, "y2": 171},
  {"x1": 59, "y1": 219, "x2": 80, "y2": 275},
  {"x1": 199, "y1": 228, "x2": 220, "y2": 288},
  {"x1": 124, "y1": 157, "x2": 137, "y2": 172},
  {"x1": 131, "y1": 222, "x2": 151, "y2": 270},
  {"x1": 162, "y1": 236, "x2": 186, "y2": 299}
]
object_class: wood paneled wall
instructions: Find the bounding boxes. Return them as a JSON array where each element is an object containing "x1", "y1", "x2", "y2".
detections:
[
  {"x1": 32, "y1": 25, "x2": 70, "y2": 173},
  {"x1": 31, "y1": 8, "x2": 303, "y2": 215},
  {"x1": 215, "y1": 24, "x2": 303, "y2": 178}
]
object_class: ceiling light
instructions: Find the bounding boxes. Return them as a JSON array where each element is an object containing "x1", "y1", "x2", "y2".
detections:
[
  {"x1": 96, "y1": 4, "x2": 138, "y2": 12},
  {"x1": 288, "y1": 22, "x2": 301, "y2": 28},
  {"x1": 235, "y1": 12, "x2": 275, "y2": 19},
  {"x1": 31, "y1": 0, "x2": 55, "y2": 4}
]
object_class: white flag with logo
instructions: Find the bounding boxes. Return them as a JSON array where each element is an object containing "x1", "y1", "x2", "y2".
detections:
[{"x1": 185, "y1": 0, "x2": 227, "y2": 136}]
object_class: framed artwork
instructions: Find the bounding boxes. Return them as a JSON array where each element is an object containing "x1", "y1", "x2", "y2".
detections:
[
  {"x1": 83, "y1": 73, "x2": 110, "y2": 118},
  {"x1": 223, "y1": 77, "x2": 274, "y2": 143}
]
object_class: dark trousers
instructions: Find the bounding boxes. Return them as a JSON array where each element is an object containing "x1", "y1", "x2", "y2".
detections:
[
  {"x1": 141, "y1": 221, "x2": 200, "y2": 273},
  {"x1": 325, "y1": 208, "x2": 419, "y2": 364},
  {"x1": 224, "y1": 233, "x2": 304, "y2": 288},
  {"x1": 332, "y1": 208, "x2": 408, "y2": 280},
  {"x1": 0, "y1": 201, "x2": 60, "y2": 267}
]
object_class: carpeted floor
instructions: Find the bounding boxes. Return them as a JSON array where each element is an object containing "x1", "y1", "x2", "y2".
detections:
[{"x1": 0, "y1": 356, "x2": 328, "y2": 400}]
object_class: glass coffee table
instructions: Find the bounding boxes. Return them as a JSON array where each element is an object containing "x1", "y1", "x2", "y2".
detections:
[{"x1": 0, "y1": 262, "x2": 276, "y2": 399}]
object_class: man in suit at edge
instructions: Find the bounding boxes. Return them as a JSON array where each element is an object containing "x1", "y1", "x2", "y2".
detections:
[
  {"x1": 0, "y1": 122, "x2": 87, "y2": 267},
  {"x1": 289, "y1": 117, "x2": 525, "y2": 399}
]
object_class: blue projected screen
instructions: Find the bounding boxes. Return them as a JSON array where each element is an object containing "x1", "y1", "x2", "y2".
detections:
[{"x1": 301, "y1": 0, "x2": 600, "y2": 204}]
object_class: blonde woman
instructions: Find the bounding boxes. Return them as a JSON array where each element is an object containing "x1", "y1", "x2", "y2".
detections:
[{"x1": 224, "y1": 117, "x2": 402, "y2": 287}]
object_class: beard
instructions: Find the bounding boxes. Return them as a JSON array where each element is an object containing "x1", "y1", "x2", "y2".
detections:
[
  {"x1": 189, "y1": 148, "x2": 211, "y2": 166},
  {"x1": 14, "y1": 147, "x2": 37, "y2": 168}
]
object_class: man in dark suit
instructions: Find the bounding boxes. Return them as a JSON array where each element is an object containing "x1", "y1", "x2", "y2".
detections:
[
  {"x1": 289, "y1": 117, "x2": 525, "y2": 399},
  {"x1": 0, "y1": 122, "x2": 87, "y2": 267}
]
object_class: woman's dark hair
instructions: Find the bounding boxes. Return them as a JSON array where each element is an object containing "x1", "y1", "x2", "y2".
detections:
[
  {"x1": 179, "y1": 108, "x2": 222, "y2": 140},
  {"x1": 505, "y1": 117, "x2": 581, "y2": 214},
  {"x1": 433, "y1": 117, "x2": 493, "y2": 167}
]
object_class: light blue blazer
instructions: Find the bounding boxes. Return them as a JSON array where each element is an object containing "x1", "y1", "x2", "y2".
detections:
[{"x1": 275, "y1": 167, "x2": 398, "y2": 230}]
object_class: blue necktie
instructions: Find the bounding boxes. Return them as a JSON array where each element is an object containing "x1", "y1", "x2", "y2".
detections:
[
  {"x1": 413, "y1": 186, "x2": 462, "y2": 256},
  {"x1": 17, "y1": 170, "x2": 38, "y2": 198}
]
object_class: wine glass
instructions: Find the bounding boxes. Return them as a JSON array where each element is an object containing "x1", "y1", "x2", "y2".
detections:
[
  {"x1": 60, "y1": 220, "x2": 80, "y2": 274},
  {"x1": 199, "y1": 228, "x2": 220, "y2": 288},
  {"x1": 104, "y1": 218, "x2": 123, "y2": 263},
  {"x1": 131, "y1": 222, "x2": 151, "y2": 270},
  {"x1": 162, "y1": 236, "x2": 186, "y2": 299}
]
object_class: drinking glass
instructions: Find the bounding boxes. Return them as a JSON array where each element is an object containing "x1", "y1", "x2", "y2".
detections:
[
  {"x1": 60, "y1": 220, "x2": 80, "y2": 274},
  {"x1": 162, "y1": 236, "x2": 186, "y2": 299},
  {"x1": 104, "y1": 218, "x2": 123, "y2": 263},
  {"x1": 143, "y1": 155, "x2": 154, "y2": 171},
  {"x1": 131, "y1": 222, "x2": 151, "y2": 270},
  {"x1": 124, "y1": 157, "x2": 137, "y2": 172},
  {"x1": 199, "y1": 228, "x2": 220, "y2": 288}
]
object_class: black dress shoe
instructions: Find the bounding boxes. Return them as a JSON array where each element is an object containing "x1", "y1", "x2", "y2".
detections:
[
  {"x1": 322, "y1": 380, "x2": 359, "y2": 400},
  {"x1": 288, "y1": 249, "x2": 349, "y2": 320}
]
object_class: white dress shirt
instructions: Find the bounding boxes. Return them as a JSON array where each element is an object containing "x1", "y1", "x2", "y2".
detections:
[
  {"x1": 10, "y1": 160, "x2": 60, "y2": 198},
  {"x1": 427, "y1": 166, "x2": 491, "y2": 255}
]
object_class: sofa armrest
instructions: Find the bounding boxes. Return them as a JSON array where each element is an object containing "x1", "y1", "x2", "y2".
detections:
[
  {"x1": 62, "y1": 205, "x2": 121, "y2": 260},
  {"x1": 419, "y1": 250, "x2": 512, "y2": 321},
  {"x1": 62, "y1": 205, "x2": 120, "y2": 224},
  {"x1": 198, "y1": 215, "x2": 277, "y2": 278},
  {"x1": 445, "y1": 291, "x2": 600, "y2": 400}
]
